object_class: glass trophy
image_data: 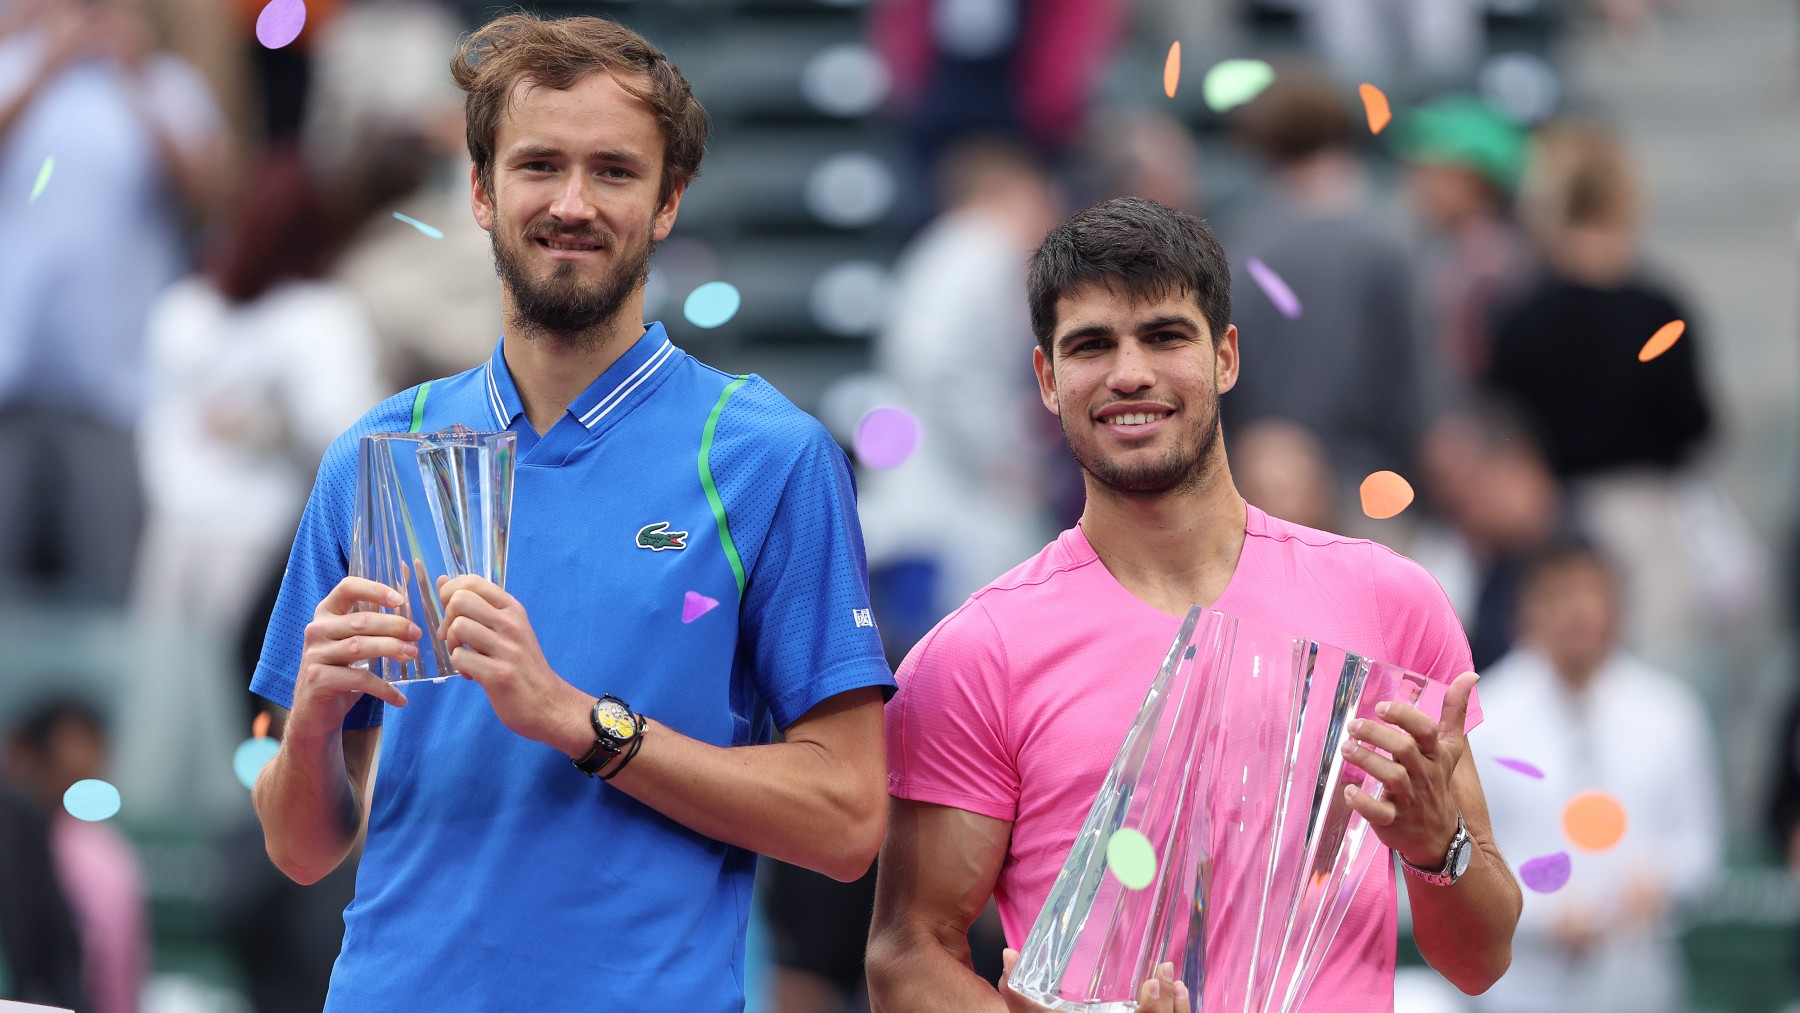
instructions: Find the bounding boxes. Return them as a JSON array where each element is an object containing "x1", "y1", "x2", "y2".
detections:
[
  {"x1": 1009, "y1": 607, "x2": 1440, "y2": 1012},
  {"x1": 350, "y1": 426, "x2": 516, "y2": 684}
]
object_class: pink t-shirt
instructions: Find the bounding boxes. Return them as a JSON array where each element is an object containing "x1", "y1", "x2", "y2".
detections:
[{"x1": 886, "y1": 504, "x2": 1480, "y2": 1012}]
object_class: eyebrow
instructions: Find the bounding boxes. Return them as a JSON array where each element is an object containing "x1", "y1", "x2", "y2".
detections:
[
  {"x1": 1055, "y1": 314, "x2": 1203, "y2": 350},
  {"x1": 505, "y1": 144, "x2": 649, "y2": 166}
]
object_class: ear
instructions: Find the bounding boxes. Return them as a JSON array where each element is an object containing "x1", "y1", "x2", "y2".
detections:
[
  {"x1": 652, "y1": 181, "x2": 685, "y2": 242},
  {"x1": 470, "y1": 162, "x2": 496, "y2": 233},
  {"x1": 1214, "y1": 323, "x2": 1240, "y2": 395},
  {"x1": 1033, "y1": 345, "x2": 1059, "y2": 416}
]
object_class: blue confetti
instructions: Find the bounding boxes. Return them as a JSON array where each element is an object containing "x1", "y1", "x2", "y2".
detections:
[
  {"x1": 234, "y1": 737, "x2": 281, "y2": 790},
  {"x1": 683, "y1": 281, "x2": 742, "y2": 329},
  {"x1": 393, "y1": 212, "x2": 445, "y2": 240},
  {"x1": 63, "y1": 778, "x2": 121, "y2": 821}
]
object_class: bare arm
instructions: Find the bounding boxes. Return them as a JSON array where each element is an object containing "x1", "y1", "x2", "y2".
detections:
[
  {"x1": 1405, "y1": 745, "x2": 1523, "y2": 993},
  {"x1": 866, "y1": 799, "x2": 1015, "y2": 1012}
]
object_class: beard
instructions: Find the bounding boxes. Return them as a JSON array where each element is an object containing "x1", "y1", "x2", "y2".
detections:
[
  {"x1": 490, "y1": 213, "x2": 655, "y2": 351},
  {"x1": 1059, "y1": 392, "x2": 1223, "y2": 497}
]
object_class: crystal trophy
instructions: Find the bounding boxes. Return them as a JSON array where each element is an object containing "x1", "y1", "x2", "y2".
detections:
[
  {"x1": 1009, "y1": 607, "x2": 1441, "y2": 1012},
  {"x1": 350, "y1": 426, "x2": 516, "y2": 684}
]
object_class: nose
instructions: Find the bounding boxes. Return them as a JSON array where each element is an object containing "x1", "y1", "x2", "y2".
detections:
[
  {"x1": 1106, "y1": 340, "x2": 1155, "y2": 395},
  {"x1": 547, "y1": 172, "x2": 599, "y2": 225}
]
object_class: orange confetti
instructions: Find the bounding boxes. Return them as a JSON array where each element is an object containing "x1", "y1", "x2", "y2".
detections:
[
  {"x1": 1562, "y1": 790, "x2": 1627, "y2": 852},
  {"x1": 1359, "y1": 83, "x2": 1391, "y2": 134},
  {"x1": 1359, "y1": 471, "x2": 1414, "y2": 520},
  {"x1": 1163, "y1": 42, "x2": 1181, "y2": 99},
  {"x1": 1637, "y1": 319, "x2": 1686, "y2": 362},
  {"x1": 253, "y1": 711, "x2": 271, "y2": 740}
]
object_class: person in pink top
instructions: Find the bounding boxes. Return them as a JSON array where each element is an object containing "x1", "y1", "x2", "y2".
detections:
[{"x1": 866, "y1": 197, "x2": 1521, "y2": 1012}]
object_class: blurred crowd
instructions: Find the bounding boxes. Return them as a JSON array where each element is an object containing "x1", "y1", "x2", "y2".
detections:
[{"x1": 0, "y1": 0, "x2": 1792, "y2": 1011}]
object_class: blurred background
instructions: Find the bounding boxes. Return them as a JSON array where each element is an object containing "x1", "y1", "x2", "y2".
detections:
[{"x1": 0, "y1": 0, "x2": 1795, "y2": 1009}]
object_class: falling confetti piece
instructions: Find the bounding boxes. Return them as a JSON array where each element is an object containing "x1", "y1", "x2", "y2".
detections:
[
  {"x1": 1359, "y1": 83, "x2": 1392, "y2": 134},
  {"x1": 28, "y1": 156, "x2": 52, "y2": 203},
  {"x1": 1562, "y1": 790, "x2": 1627, "y2": 853},
  {"x1": 853, "y1": 406, "x2": 921, "y2": 470},
  {"x1": 683, "y1": 281, "x2": 742, "y2": 329},
  {"x1": 63, "y1": 779, "x2": 121, "y2": 822},
  {"x1": 1106, "y1": 828, "x2": 1157, "y2": 890},
  {"x1": 1163, "y1": 42, "x2": 1181, "y2": 100},
  {"x1": 1493, "y1": 757, "x2": 1544, "y2": 779},
  {"x1": 253, "y1": 711, "x2": 271, "y2": 739},
  {"x1": 1637, "y1": 319, "x2": 1686, "y2": 362},
  {"x1": 392, "y1": 211, "x2": 445, "y2": 240},
  {"x1": 1245, "y1": 256, "x2": 1302, "y2": 319},
  {"x1": 255, "y1": 0, "x2": 306, "y2": 49},
  {"x1": 1202, "y1": 59, "x2": 1276, "y2": 113},
  {"x1": 234, "y1": 737, "x2": 281, "y2": 790},
  {"x1": 1359, "y1": 471, "x2": 1415, "y2": 520},
  {"x1": 1518, "y1": 851, "x2": 1571, "y2": 893},
  {"x1": 682, "y1": 590, "x2": 720, "y2": 624}
]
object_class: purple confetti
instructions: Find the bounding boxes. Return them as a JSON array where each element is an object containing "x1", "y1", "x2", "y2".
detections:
[
  {"x1": 853, "y1": 406, "x2": 921, "y2": 470},
  {"x1": 1245, "y1": 257, "x2": 1302, "y2": 320},
  {"x1": 1518, "y1": 851, "x2": 1571, "y2": 893},
  {"x1": 1494, "y1": 757, "x2": 1545, "y2": 779},
  {"x1": 682, "y1": 591, "x2": 719, "y2": 624},
  {"x1": 255, "y1": 0, "x2": 306, "y2": 49}
]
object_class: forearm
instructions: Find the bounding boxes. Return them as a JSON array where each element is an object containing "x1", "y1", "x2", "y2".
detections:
[
  {"x1": 866, "y1": 924, "x2": 1006, "y2": 1013},
  {"x1": 1406, "y1": 836, "x2": 1520, "y2": 994},
  {"x1": 596, "y1": 717, "x2": 883, "y2": 880},
  {"x1": 251, "y1": 728, "x2": 360, "y2": 885}
]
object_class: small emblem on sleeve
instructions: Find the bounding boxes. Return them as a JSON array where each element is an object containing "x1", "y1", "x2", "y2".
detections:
[
  {"x1": 636, "y1": 522, "x2": 689, "y2": 551},
  {"x1": 852, "y1": 608, "x2": 874, "y2": 628}
]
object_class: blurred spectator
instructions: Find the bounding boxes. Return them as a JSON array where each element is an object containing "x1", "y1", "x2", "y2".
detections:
[
  {"x1": 0, "y1": 782, "x2": 85, "y2": 1008},
  {"x1": 1221, "y1": 72, "x2": 1437, "y2": 501},
  {"x1": 1415, "y1": 398, "x2": 1574, "y2": 671},
  {"x1": 1472, "y1": 540, "x2": 1721, "y2": 1013},
  {"x1": 0, "y1": 0, "x2": 228, "y2": 603},
  {"x1": 1294, "y1": 0, "x2": 1487, "y2": 89},
  {"x1": 856, "y1": 136, "x2": 1062, "y2": 649},
  {"x1": 1487, "y1": 120, "x2": 1759, "y2": 669},
  {"x1": 1230, "y1": 417, "x2": 1339, "y2": 533},
  {"x1": 1075, "y1": 105, "x2": 1202, "y2": 212},
  {"x1": 1393, "y1": 95, "x2": 1536, "y2": 393},
  {"x1": 230, "y1": 0, "x2": 341, "y2": 141},
  {"x1": 5, "y1": 696, "x2": 147, "y2": 1013},
  {"x1": 121, "y1": 145, "x2": 392, "y2": 820}
]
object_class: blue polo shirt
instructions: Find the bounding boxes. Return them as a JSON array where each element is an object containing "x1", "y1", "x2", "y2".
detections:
[{"x1": 251, "y1": 323, "x2": 894, "y2": 1011}]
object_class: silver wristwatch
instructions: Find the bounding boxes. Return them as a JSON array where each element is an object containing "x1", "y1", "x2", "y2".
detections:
[{"x1": 1398, "y1": 810, "x2": 1472, "y2": 887}]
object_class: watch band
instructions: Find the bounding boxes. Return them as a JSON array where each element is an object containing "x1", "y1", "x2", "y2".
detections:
[
  {"x1": 1399, "y1": 811, "x2": 1469, "y2": 887},
  {"x1": 571, "y1": 695, "x2": 640, "y2": 777}
]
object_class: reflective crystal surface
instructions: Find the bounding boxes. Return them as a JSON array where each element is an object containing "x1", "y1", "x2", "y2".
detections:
[
  {"x1": 350, "y1": 426, "x2": 516, "y2": 684},
  {"x1": 1010, "y1": 607, "x2": 1441, "y2": 1012}
]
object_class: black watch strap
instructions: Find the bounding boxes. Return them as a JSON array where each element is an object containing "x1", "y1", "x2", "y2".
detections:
[{"x1": 571, "y1": 695, "x2": 639, "y2": 777}]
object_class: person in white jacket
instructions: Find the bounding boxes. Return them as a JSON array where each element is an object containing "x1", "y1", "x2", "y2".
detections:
[{"x1": 1472, "y1": 539, "x2": 1722, "y2": 1013}]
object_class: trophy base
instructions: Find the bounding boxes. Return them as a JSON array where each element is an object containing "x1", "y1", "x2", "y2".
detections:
[{"x1": 1009, "y1": 986, "x2": 1141, "y2": 1013}]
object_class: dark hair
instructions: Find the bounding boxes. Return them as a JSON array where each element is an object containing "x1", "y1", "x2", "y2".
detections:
[
  {"x1": 1518, "y1": 536, "x2": 1617, "y2": 600},
  {"x1": 1027, "y1": 196, "x2": 1232, "y2": 354},
  {"x1": 452, "y1": 12, "x2": 709, "y2": 210},
  {"x1": 9, "y1": 695, "x2": 106, "y2": 757},
  {"x1": 1234, "y1": 73, "x2": 1355, "y2": 168}
]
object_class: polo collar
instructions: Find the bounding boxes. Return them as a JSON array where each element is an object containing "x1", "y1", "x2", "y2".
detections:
[{"x1": 483, "y1": 323, "x2": 682, "y2": 434}]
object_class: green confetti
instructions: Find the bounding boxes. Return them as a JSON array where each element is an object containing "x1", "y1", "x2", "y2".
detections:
[
  {"x1": 29, "y1": 156, "x2": 53, "y2": 203},
  {"x1": 1203, "y1": 59, "x2": 1276, "y2": 114},
  {"x1": 1105, "y1": 828, "x2": 1157, "y2": 890}
]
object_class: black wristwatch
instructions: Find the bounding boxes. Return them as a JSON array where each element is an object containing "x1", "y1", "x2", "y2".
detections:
[{"x1": 571, "y1": 694, "x2": 642, "y2": 776}]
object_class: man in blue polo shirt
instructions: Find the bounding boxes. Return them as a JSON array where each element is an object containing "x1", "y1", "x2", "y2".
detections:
[{"x1": 248, "y1": 13, "x2": 893, "y2": 1010}]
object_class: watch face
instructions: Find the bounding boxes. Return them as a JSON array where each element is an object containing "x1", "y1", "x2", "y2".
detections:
[
  {"x1": 596, "y1": 702, "x2": 636, "y2": 740},
  {"x1": 1452, "y1": 837, "x2": 1473, "y2": 878}
]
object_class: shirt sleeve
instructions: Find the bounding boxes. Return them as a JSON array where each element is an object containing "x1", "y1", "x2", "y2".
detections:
[
  {"x1": 735, "y1": 418, "x2": 895, "y2": 730},
  {"x1": 250, "y1": 426, "x2": 391, "y2": 730},
  {"x1": 1370, "y1": 542, "x2": 1483, "y2": 733},
  {"x1": 886, "y1": 601, "x2": 1020, "y2": 822}
]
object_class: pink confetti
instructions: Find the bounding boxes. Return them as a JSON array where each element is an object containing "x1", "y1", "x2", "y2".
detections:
[
  {"x1": 1518, "y1": 852, "x2": 1571, "y2": 893},
  {"x1": 682, "y1": 591, "x2": 719, "y2": 624},
  {"x1": 255, "y1": 0, "x2": 306, "y2": 49},
  {"x1": 853, "y1": 406, "x2": 921, "y2": 470},
  {"x1": 1494, "y1": 757, "x2": 1545, "y2": 779},
  {"x1": 1245, "y1": 257, "x2": 1302, "y2": 320}
]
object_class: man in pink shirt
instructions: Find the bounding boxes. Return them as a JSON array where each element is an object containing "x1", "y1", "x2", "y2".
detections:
[{"x1": 866, "y1": 197, "x2": 1521, "y2": 1011}]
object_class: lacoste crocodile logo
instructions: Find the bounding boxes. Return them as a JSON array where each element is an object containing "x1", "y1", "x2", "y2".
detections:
[{"x1": 636, "y1": 521, "x2": 689, "y2": 551}]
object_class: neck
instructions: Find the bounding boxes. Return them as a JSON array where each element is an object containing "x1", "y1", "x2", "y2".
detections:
[
  {"x1": 1077, "y1": 457, "x2": 1248, "y2": 618},
  {"x1": 501, "y1": 294, "x2": 647, "y2": 436}
]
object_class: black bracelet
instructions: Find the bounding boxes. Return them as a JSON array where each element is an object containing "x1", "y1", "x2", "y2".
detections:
[{"x1": 599, "y1": 714, "x2": 647, "y2": 782}]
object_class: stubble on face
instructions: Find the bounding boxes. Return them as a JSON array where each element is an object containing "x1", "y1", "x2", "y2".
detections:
[
  {"x1": 1058, "y1": 388, "x2": 1223, "y2": 497},
  {"x1": 489, "y1": 203, "x2": 656, "y2": 352}
]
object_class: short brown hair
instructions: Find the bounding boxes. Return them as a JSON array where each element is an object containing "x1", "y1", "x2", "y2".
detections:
[{"x1": 451, "y1": 13, "x2": 709, "y2": 210}]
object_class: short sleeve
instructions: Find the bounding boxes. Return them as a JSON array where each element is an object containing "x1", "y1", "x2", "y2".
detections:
[
  {"x1": 1369, "y1": 542, "x2": 1483, "y2": 733},
  {"x1": 735, "y1": 419, "x2": 895, "y2": 730},
  {"x1": 886, "y1": 602, "x2": 1020, "y2": 822}
]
